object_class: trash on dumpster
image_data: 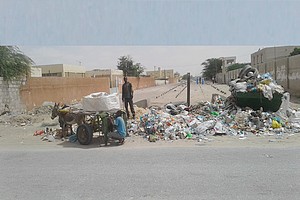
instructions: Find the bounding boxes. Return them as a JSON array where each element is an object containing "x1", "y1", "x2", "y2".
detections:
[{"x1": 228, "y1": 66, "x2": 285, "y2": 112}]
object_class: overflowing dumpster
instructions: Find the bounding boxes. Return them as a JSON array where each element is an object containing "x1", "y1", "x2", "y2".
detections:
[
  {"x1": 234, "y1": 91, "x2": 283, "y2": 112},
  {"x1": 229, "y1": 65, "x2": 284, "y2": 112}
]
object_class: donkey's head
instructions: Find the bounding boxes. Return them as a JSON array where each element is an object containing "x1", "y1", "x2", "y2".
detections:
[{"x1": 51, "y1": 103, "x2": 60, "y2": 120}]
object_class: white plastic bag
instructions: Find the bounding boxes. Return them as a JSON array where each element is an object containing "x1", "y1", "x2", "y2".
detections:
[
  {"x1": 194, "y1": 120, "x2": 216, "y2": 135},
  {"x1": 234, "y1": 82, "x2": 247, "y2": 92}
]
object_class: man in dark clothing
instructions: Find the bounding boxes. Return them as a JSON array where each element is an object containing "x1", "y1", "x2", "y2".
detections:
[{"x1": 122, "y1": 77, "x2": 135, "y2": 119}]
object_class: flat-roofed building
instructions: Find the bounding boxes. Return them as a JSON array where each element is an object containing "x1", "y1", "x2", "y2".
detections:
[
  {"x1": 36, "y1": 64, "x2": 86, "y2": 77},
  {"x1": 146, "y1": 67, "x2": 174, "y2": 79},
  {"x1": 220, "y1": 56, "x2": 236, "y2": 73},
  {"x1": 251, "y1": 46, "x2": 300, "y2": 71}
]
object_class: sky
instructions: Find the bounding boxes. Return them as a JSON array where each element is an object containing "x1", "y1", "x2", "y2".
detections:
[
  {"x1": 1, "y1": 0, "x2": 300, "y2": 76},
  {"x1": 19, "y1": 46, "x2": 262, "y2": 76}
]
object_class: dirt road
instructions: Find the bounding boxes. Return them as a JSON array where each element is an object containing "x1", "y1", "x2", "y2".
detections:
[{"x1": 134, "y1": 81, "x2": 230, "y2": 107}]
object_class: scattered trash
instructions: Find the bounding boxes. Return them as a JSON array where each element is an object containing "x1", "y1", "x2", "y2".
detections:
[{"x1": 34, "y1": 130, "x2": 45, "y2": 136}]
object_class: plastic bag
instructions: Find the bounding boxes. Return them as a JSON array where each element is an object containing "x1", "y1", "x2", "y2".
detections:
[{"x1": 194, "y1": 120, "x2": 216, "y2": 135}]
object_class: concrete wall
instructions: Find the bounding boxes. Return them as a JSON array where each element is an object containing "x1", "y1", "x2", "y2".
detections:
[
  {"x1": 288, "y1": 55, "x2": 300, "y2": 96},
  {"x1": 216, "y1": 68, "x2": 242, "y2": 83},
  {"x1": 1, "y1": 76, "x2": 157, "y2": 112},
  {"x1": 20, "y1": 77, "x2": 110, "y2": 111},
  {"x1": 127, "y1": 77, "x2": 156, "y2": 90},
  {"x1": 117, "y1": 77, "x2": 155, "y2": 93},
  {"x1": 169, "y1": 77, "x2": 179, "y2": 84},
  {"x1": 0, "y1": 77, "x2": 25, "y2": 113}
]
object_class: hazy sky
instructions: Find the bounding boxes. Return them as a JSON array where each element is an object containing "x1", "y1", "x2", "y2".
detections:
[
  {"x1": 1, "y1": 0, "x2": 299, "y2": 45},
  {"x1": 1, "y1": 0, "x2": 300, "y2": 75},
  {"x1": 19, "y1": 46, "x2": 262, "y2": 76}
]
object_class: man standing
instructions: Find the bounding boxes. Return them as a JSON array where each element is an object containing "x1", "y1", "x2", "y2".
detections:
[
  {"x1": 107, "y1": 110, "x2": 126, "y2": 144},
  {"x1": 122, "y1": 76, "x2": 135, "y2": 119}
]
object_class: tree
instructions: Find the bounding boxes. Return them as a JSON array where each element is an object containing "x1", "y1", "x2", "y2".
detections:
[
  {"x1": 0, "y1": 46, "x2": 34, "y2": 80},
  {"x1": 117, "y1": 55, "x2": 145, "y2": 77},
  {"x1": 201, "y1": 58, "x2": 222, "y2": 80},
  {"x1": 174, "y1": 72, "x2": 180, "y2": 77},
  {"x1": 290, "y1": 47, "x2": 300, "y2": 56},
  {"x1": 181, "y1": 73, "x2": 193, "y2": 80},
  {"x1": 227, "y1": 63, "x2": 250, "y2": 72}
]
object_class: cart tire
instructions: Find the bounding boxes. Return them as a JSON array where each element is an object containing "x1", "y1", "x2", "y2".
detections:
[{"x1": 77, "y1": 124, "x2": 93, "y2": 145}]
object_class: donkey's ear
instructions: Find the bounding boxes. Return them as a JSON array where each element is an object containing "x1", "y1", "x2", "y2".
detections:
[{"x1": 54, "y1": 102, "x2": 57, "y2": 106}]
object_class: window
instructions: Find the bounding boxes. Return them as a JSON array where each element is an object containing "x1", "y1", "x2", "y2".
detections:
[
  {"x1": 261, "y1": 54, "x2": 263, "y2": 63},
  {"x1": 42, "y1": 72, "x2": 61, "y2": 77}
]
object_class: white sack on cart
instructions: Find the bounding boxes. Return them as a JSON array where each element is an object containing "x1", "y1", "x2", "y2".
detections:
[{"x1": 83, "y1": 92, "x2": 121, "y2": 112}]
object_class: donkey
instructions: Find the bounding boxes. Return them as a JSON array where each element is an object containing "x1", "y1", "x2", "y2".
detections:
[{"x1": 51, "y1": 103, "x2": 85, "y2": 138}]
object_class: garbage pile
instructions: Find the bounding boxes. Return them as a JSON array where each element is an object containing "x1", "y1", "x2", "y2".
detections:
[
  {"x1": 127, "y1": 94, "x2": 300, "y2": 142},
  {"x1": 127, "y1": 67, "x2": 300, "y2": 142}
]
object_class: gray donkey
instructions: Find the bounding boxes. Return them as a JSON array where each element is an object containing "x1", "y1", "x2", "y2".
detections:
[{"x1": 51, "y1": 103, "x2": 85, "y2": 138}]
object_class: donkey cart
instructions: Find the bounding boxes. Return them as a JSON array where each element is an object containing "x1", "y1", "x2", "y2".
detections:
[
  {"x1": 76, "y1": 111, "x2": 110, "y2": 146},
  {"x1": 76, "y1": 110, "x2": 127, "y2": 146}
]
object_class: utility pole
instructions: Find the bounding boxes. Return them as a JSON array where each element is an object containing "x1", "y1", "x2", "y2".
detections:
[
  {"x1": 187, "y1": 72, "x2": 191, "y2": 107},
  {"x1": 215, "y1": 59, "x2": 217, "y2": 80},
  {"x1": 164, "y1": 69, "x2": 166, "y2": 84},
  {"x1": 274, "y1": 46, "x2": 277, "y2": 80}
]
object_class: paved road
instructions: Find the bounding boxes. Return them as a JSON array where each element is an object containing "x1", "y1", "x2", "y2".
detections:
[{"x1": 1, "y1": 147, "x2": 300, "y2": 200}]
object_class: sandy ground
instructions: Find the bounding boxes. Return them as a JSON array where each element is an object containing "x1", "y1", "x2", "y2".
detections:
[{"x1": 0, "y1": 82, "x2": 300, "y2": 150}]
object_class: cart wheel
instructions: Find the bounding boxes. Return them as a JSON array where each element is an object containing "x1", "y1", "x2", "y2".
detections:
[{"x1": 77, "y1": 124, "x2": 93, "y2": 145}]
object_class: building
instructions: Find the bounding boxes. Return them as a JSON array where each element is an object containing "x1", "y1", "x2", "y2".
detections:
[
  {"x1": 215, "y1": 56, "x2": 236, "y2": 83},
  {"x1": 146, "y1": 67, "x2": 174, "y2": 79},
  {"x1": 30, "y1": 66, "x2": 42, "y2": 77},
  {"x1": 251, "y1": 46, "x2": 300, "y2": 71},
  {"x1": 220, "y1": 56, "x2": 236, "y2": 73},
  {"x1": 85, "y1": 69, "x2": 123, "y2": 88},
  {"x1": 36, "y1": 64, "x2": 86, "y2": 77}
]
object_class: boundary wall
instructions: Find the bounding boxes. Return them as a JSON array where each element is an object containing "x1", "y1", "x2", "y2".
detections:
[
  {"x1": 20, "y1": 77, "x2": 110, "y2": 111},
  {"x1": 0, "y1": 78, "x2": 24, "y2": 113},
  {"x1": 1, "y1": 76, "x2": 156, "y2": 112}
]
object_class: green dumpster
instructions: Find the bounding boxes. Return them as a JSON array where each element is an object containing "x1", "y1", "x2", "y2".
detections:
[{"x1": 234, "y1": 91, "x2": 283, "y2": 112}]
